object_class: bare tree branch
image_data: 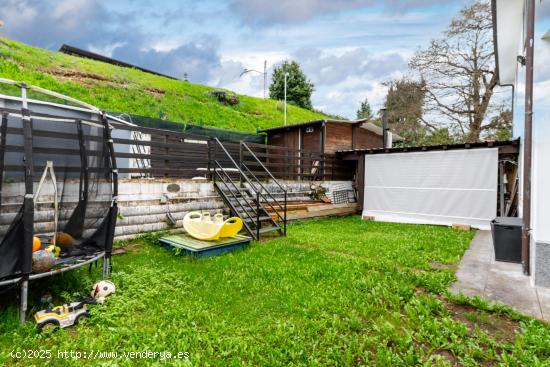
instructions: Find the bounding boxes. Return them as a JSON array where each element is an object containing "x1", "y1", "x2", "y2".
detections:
[{"x1": 408, "y1": 0, "x2": 511, "y2": 142}]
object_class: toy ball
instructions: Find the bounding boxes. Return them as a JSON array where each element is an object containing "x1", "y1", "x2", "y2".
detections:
[
  {"x1": 91, "y1": 280, "x2": 115, "y2": 304},
  {"x1": 32, "y1": 236, "x2": 41, "y2": 253},
  {"x1": 32, "y1": 250, "x2": 56, "y2": 273},
  {"x1": 51, "y1": 232, "x2": 74, "y2": 248}
]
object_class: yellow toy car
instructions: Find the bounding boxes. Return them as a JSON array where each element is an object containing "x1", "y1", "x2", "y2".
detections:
[{"x1": 34, "y1": 301, "x2": 90, "y2": 332}]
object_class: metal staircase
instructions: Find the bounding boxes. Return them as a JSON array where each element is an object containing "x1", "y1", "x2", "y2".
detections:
[{"x1": 209, "y1": 138, "x2": 287, "y2": 240}]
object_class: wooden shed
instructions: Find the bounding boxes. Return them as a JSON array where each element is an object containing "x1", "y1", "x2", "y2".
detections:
[{"x1": 259, "y1": 119, "x2": 401, "y2": 154}]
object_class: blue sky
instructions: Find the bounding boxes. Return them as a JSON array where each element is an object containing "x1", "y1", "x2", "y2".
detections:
[{"x1": 1, "y1": 0, "x2": 547, "y2": 119}]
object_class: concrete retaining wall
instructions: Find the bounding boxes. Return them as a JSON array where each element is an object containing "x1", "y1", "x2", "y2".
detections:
[{"x1": 0, "y1": 179, "x2": 353, "y2": 241}]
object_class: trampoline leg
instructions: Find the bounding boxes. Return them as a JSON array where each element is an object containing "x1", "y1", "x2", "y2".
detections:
[
  {"x1": 102, "y1": 256, "x2": 110, "y2": 278},
  {"x1": 19, "y1": 278, "x2": 28, "y2": 324}
]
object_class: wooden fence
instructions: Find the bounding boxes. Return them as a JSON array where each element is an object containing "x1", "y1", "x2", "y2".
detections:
[{"x1": 111, "y1": 122, "x2": 355, "y2": 181}]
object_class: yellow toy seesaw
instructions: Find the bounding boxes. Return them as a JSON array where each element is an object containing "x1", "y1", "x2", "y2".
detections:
[{"x1": 183, "y1": 212, "x2": 243, "y2": 241}]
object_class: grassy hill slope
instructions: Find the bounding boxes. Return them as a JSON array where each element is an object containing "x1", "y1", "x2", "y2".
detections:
[{"x1": 0, "y1": 38, "x2": 330, "y2": 133}]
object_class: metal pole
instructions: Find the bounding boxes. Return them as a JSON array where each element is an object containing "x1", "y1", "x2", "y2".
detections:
[
  {"x1": 20, "y1": 82, "x2": 33, "y2": 324},
  {"x1": 522, "y1": 0, "x2": 535, "y2": 275},
  {"x1": 256, "y1": 191, "x2": 261, "y2": 240},
  {"x1": 19, "y1": 279, "x2": 28, "y2": 323},
  {"x1": 239, "y1": 142, "x2": 243, "y2": 187},
  {"x1": 499, "y1": 161, "x2": 505, "y2": 216},
  {"x1": 284, "y1": 72, "x2": 288, "y2": 126},
  {"x1": 263, "y1": 60, "x2": 267, "y2": 99},
  {"x1": 284, "y1": 191, "x2": 287, "y2": 236},
  {"x1": 381, "y1": 108, "x2": 388, "y2": 148},
  {"x1": 102, "y1": 256, "x2": 110, "y2": 278}
]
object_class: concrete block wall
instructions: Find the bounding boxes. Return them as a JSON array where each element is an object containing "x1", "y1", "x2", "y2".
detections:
[{"x1": 114, "y1": 179, "x2": 225, "y2": 240}]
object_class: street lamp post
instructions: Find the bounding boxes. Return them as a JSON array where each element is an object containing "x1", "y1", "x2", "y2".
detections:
[
  {"x1": 239, "y1": 60, "x2": 267, "y2": 99},
  {"x1": 284, "y1": 72, "x2": 289, "y2": 126}
]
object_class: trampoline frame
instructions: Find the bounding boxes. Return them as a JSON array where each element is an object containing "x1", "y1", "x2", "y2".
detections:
[{"x1": 0, "y1": 79, "x2": 126, "y2": 323}]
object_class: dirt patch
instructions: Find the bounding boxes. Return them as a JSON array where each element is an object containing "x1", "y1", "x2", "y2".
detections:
[
  {"x1": 113, "y1": 243, "x2": 141, "y2": 254},
  {"x1": 444, "y1": 299, "x2": 520, "y2": 344},
  {"x1": 40, "y1": 67, "x2": 166, "y2": 97},
  {"x1": 431, "y1": 349, "x2": 459, "y2": 366},
  {"x1": 145, "y1": 87, "x2": 166, "y2": 97},
  {"x1": 112, "y1": 247, "x2": 128, "y2": 256},
  {"x1": 412, "y1": 288, "x2": 520, "y2": 365},
  {"x1": 40, "y1": 67, "x2": 112, "y2": 83},
  {"x1": 414, "y1": 288, "x2": 520, "y2": 343},
  {"x1": 430, "y1": 261, "x2": 455, "y2": 270}
]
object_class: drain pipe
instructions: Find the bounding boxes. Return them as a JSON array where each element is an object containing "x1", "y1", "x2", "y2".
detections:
[
  {"x1": 522, "y1": 0, "x2": 535, "y2": 275},
  {"x1": 381, "y1": 108, "x2": 388, "y2": 148}
]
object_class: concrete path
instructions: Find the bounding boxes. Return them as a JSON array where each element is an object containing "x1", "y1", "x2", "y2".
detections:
[{"x1": 450, "y1": 230, "x2": 550, "y2": 321}]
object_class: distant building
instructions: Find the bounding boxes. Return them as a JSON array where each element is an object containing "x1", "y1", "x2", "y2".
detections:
[
  {"x1": 259, "y1": 119, "x2": 401, "y2": 155},
  {"x1": 58, "y1": 44, "x2": 178, "y2": 80}
]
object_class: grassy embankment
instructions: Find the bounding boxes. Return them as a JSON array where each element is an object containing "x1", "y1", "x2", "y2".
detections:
[{"x1": 0, "y1": 37, "x2": 330, "y2": 133}]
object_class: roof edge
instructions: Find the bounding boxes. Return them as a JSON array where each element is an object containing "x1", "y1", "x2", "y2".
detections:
[{"x1": 336, "y1": 139, "x2": 520, "y2": 155}]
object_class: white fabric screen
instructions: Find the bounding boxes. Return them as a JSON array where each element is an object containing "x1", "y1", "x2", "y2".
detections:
[{"x1": 362, "y1": 148, "x2": 498, "y2": 229}]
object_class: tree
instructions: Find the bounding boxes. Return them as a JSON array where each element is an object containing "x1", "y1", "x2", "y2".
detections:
[
  {"x1": 356, "y1": 97, "x2": 373, "y2": 120},
  {"x1": 409, "y1": 1, "x2": 509, "y2": 142},
  {"x1": 269, "y1": 61, "x2": 314, "y2": 110},
  {"x1": 384, "y1": 78, "x2": 428, "y2": 146},
  {"x1": 486, "y1": 109, "x2": 513, "y2": 140}
]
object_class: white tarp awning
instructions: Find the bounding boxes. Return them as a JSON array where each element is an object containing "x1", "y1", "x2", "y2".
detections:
[
  {"x1": 493, "y1": 0, "x2": 525, "y2": 86},
  {"x1": 362, "y1": 148, "x2": 498, "y2": 230}
]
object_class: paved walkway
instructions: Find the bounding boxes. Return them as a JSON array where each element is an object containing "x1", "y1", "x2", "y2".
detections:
[{"x1": 450, "y1": 230, "x2": 550, "y2": 321}]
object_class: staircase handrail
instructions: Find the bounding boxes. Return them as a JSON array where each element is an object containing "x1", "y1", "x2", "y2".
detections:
[{"x1": 240, "y1": 142, "x2": 287, "y2": 235}]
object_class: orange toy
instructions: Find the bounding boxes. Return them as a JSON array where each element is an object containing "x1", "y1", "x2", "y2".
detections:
[{"x1": 33, "y1": 236, "x2": 41, "y2": 252}]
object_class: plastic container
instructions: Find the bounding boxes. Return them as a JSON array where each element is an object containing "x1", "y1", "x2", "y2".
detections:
[{"x1": 491, "y1": 217, "x2": 522, "y2": 263}]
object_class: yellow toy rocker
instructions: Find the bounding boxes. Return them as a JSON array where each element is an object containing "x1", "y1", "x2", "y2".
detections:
[{"x1": 183, "y1": 212, "x2": 243, "y2": 241}]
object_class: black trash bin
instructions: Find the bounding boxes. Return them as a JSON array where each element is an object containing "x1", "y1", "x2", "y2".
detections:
[{"x1": 491, "y1": 217, "x2": 523, "y2": 263}]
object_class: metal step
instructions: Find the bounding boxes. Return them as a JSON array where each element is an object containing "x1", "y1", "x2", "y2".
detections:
[
  {"x1": 259, "y1": 226, "x2": 281, "y2": 234},
  {"x1": 210, "y1": 139, "x2": 286, "y2": 240},
  {"x1": 244, "y1": 215, "x2": 272, "y2": 222}
]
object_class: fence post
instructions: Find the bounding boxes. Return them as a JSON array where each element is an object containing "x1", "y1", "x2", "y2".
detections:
[{"x1": 284, "y1": 190, "x2": 287, "y2": 236}]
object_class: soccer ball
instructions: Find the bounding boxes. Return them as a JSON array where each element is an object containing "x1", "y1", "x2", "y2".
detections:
[{"x1": 90, "y1": 280, "x2": 116, "y2": 304}]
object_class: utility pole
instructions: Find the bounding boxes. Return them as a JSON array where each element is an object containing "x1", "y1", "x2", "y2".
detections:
[
  {"x1": 263, "y1": 60, "x2": 267, "y2": 99},
  {"x1": 240, "y1": 60, "x2": 268, "y2": 99}
]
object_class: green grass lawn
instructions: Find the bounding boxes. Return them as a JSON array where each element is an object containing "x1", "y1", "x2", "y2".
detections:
[
  {"x1": 1, "y1": 217, "x2": 549, "y2": 366},
  {"x1": 0, "y1": 37, "x2": 330, "y2": 133}
]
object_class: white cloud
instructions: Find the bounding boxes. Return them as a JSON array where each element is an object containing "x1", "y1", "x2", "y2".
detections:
[
  {"x1": 88, "y1": 42, "x2": 126, "y2": 58},
  {"x1": 1, "y1": 0, "x2": 472, "y2": 119},
  {"x1": 229, "y1": 0, "x2": 461, "y2": 27}
]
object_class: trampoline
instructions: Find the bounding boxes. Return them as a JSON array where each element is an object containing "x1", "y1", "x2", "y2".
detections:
[{"x1": 0, "y1": 79, "x2": 122, "y2": 322}]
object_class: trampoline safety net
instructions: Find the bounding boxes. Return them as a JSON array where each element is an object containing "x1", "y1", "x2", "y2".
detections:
[{"x1": 0, "y1": 86, "x2": 118, "y2": 282}]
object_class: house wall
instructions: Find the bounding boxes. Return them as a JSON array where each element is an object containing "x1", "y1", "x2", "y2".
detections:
[
  {"x1": 267, "y1": 123, "x2": 385, "y2": 155},
  {"x1": 325, "y1": 123, "x2": 352, "y2": 153},
  {"x1": 532, "y1": 18, "x2": 550, "y2": 287},
  {"x1": 511, "y1": 11, "x2": 550, "y2": 287},
  {"x1": 300, "y1": 125, "x2": 323, "y2": 152},
  {"x1": 353, "y1": 127, "x2": 384, "y2": 150}
]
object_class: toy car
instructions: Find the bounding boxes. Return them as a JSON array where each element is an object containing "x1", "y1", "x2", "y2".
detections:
[{"x1": 34, "y1": 300, "x2": 91, "y2": 332}]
